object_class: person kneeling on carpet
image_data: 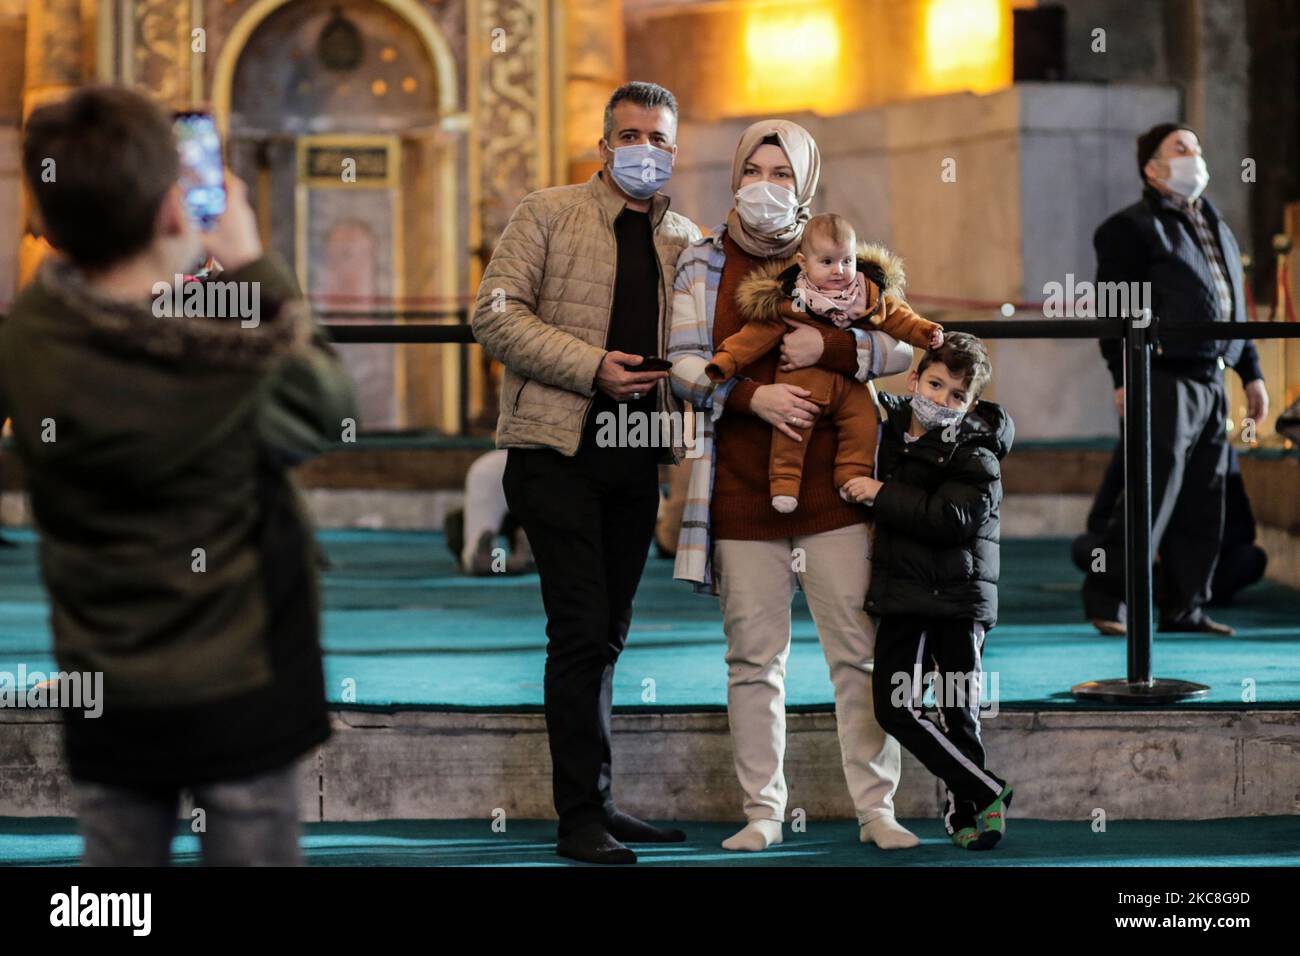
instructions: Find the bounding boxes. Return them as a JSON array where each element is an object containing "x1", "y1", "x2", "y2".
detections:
[
  {"x1": 444, "y1": 449, "x2": 535, "y2": 575},
  {"x1": 843, "y1": 333, "x2": 1015, "y2": 850}
]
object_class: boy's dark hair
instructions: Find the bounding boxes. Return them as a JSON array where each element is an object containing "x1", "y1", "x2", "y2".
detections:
[
  {"x1": 917, "y1": 331, "x2": 992, "y2": 399},
  {"x1": 603, "y1": 81, "x2": 678, "y2": 142},
  {"x1": 22, "y1": 85, "x2": 180, "y2": 270}
]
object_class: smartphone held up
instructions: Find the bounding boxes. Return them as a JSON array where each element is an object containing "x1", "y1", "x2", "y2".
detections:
[{"x1": 173, "y1": 110, "x2": 226, "y2": 231}]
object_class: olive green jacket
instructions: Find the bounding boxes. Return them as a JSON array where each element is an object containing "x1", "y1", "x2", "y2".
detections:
[{"x1": 0, "y1": 253, "x2": 356, "y2": 784}]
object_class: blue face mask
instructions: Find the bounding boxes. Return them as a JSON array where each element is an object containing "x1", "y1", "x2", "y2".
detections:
[{"x1": 607, "y1": 142, "x2": 674, "y2": 199}]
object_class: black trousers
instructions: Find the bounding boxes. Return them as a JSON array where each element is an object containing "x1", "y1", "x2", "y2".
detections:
[
  {"x1": 1083, "y1": 370, "x2": 1228, "y2": 626},
  {"x1": 502, "y1": 441, "x2": 660, "y2": 836},
  {"x1": 1074, "y1": 535, "x2": 1266, "y2": 620},
  {"x1": 872, "y1": 615, "x2": 1004, "y2": 834}
]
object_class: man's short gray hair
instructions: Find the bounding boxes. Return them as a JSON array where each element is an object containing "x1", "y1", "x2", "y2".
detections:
[{"x1": 602, "y1": 82, "x2": 678, "y2": 143}]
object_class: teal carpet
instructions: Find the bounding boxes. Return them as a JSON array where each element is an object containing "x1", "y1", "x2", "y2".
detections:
[
  {"x1": 2, "y1": 816, "x2": 1299, "y2": 867},
  {"x1": 0, "y1": 529, "x2": 1297, "y2": 710}
]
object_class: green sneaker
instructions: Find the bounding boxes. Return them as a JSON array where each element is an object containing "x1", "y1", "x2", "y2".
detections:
[
  {"x1": 951, "y1": 826, "x2": 981, "y2": 850},
  {"x1": 976, "y1": 785, "x2": 1014, "y2": 848}
]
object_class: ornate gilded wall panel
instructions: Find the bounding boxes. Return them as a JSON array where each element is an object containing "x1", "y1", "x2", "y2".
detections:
[
  {"x1": 131, "y1": 0, "x2": 191, "y2": 107},
  {"x1": 467, "y1": 0, "x2": 552, "y2": 250}
]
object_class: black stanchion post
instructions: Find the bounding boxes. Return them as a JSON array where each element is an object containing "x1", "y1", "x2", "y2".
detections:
[
  {"x1": 1071, "y1": 314, "x2": 1209, "y2": 704},
  {"x1": 1125, "y1": 316, "x2": 1154, "y2": 684}
]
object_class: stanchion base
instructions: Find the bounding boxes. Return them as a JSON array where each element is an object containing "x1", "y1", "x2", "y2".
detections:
[{"x1": 1070, "y1": 678, "x2": 1211, "y2": 705}]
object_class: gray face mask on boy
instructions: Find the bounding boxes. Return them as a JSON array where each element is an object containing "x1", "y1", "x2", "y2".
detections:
[{"x1": 911, "y1": 391, "x2": 966, "y2": 433}]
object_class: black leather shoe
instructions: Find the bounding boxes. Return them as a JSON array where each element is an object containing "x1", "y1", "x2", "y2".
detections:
[
  {"x1": 556, "y1": 823, "x2": 637, "y2": 865},
  {"x1": 1158, "y1": 616, "x2": 1235, "y2": 636}
]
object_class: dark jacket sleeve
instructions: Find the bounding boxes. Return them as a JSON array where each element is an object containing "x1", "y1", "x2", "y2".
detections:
[
  {"x1": 238, "y1": 255, "x2": 358, "y2": 465},
  {"x1": 1094, "y1": 213, "x2": 1149, "y2": 388},
  {"x1": 1233, "y1": 340, "x2": 1263, "y2": 384},
  {"x1": 872, "y1": 448, "x2": 1001, "y2": 546}
]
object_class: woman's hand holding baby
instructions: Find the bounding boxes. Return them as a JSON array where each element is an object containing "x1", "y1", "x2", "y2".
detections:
[
  {"x1": 751, "y1": 383, "x2": 820, "y2": 442},
  {"x1": 841, "y1": 476, "x2": 883, "y2": 504},
  {"x1": 779, "y1": 321, "x2": 824, "y2": 372}
]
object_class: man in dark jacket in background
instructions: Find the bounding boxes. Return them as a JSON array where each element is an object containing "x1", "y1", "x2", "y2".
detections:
[
  {"x1": 0, "y1": 86, "x2": 356, "y2": 865},
  {"x1": 1083, "y1": 123, "x2": 1268, "y2": 636},
  {"x1": 843, "y1": 333, "x2": 1014, "y2": 851}
]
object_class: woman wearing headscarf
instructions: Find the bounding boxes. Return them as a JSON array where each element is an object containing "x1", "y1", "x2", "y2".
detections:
[{"x1": 668, "y1": 120, "x2": 919, "y2": 852}]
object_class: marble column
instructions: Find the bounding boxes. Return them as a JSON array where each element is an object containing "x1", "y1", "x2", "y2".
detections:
[
  {"x1": 466, "y1": 0, "x2": 555, "y2": 429},
  {"x1": 561, "y1": 0, "x2": 624, "y2": 184}
]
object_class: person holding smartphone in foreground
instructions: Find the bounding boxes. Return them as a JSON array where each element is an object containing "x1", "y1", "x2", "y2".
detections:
[{"x1": 0, "y1": 86, "x2": 356, "y2": 865}]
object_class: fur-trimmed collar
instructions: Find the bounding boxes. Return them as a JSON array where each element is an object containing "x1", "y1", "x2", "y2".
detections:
[
  {"x1": 36, "y1": 257, "x2": 310, "y2": 371},
  {"x1": 735, "y1": 242, "x2": 907, "y2": 324}
]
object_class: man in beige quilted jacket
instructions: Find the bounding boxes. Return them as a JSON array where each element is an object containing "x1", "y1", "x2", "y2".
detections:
[{"x1": 472, "y1": 82, "x2": 701, "y2": 864}]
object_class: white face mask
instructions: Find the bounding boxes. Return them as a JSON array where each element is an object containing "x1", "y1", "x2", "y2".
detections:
[
  {"x1": 1163, "y1": 154, "x2": 1209, "y2": 202},
  {"x1": 734, "y1": 180, "x2": 799, "y2": 236}
]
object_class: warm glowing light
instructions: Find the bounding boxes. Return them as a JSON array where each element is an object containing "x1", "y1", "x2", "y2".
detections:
[
  {"x1": 380, "y1": 46, "x2": 398, "y2": 63},
  {"x1": 923, "y1": 0, "x2": 1007, "y2": 93},
  {"x1": 371, "y1": 79, "x2": 388, "y2": 97},
  {"x1": 744, "y1": 8, "x2": 840, "y2": 64},
  {"x1": 741, "y1": 7, "x2": 845, "y2": 113},
  {"x1": 402, "y1": 76, "x2": 418, "y2": 93}
]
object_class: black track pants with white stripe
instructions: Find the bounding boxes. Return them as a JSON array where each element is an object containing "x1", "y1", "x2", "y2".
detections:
[{"x1": 872, "y1": 615, "x2": 1005, "y2": 827}]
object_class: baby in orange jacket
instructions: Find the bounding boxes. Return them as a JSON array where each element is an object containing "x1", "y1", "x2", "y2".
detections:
[{"x1": 708, "y1": 213, "x2": 943, "y2": 512}]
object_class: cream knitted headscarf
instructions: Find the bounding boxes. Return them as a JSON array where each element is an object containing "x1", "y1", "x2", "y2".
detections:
[{"x1": 724, "y1": 119, "x2": 821, "y2": 259}]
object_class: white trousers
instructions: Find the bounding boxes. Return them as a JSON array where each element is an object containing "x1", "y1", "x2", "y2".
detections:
[{"x1": 716, "y1": 523, "x2": 901, "y2": 825}]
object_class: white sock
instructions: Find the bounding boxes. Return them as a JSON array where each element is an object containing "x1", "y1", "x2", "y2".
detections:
[
  {"x1": 721, "y1": 819, "x2": 783, "y2": 852},
  {"x1": 861, "y1": 815, "x2": 919, "y2": 850},
  {"x1": 771, "y1": 495, "x2": 798, "y2": 513}
]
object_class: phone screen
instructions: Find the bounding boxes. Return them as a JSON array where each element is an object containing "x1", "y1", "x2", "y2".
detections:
[{"x1": 174, "y1": 111, "x2": 226, "y2": 230}]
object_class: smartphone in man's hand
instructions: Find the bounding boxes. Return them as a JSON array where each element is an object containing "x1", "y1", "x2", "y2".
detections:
[
  {"x1": 174, "y1": 110, "x2": 227, "y2": 231},
  {"x1": 625, "y1": 357, "x2": 672, "y2": 373}
]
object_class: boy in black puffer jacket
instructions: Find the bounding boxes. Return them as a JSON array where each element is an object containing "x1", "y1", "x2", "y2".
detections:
[{"x1": 841, "y1": 333, "x2": 1014, "y2": 850}]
